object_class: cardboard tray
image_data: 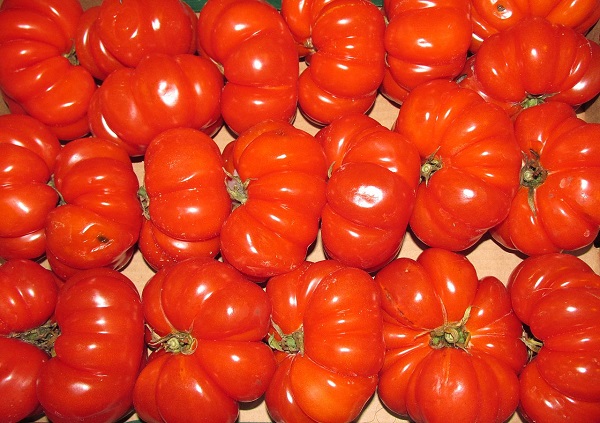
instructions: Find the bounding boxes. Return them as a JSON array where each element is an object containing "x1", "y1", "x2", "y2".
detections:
[{"x1": 0, "y1": 0, "x2": 598, "y2": 421}]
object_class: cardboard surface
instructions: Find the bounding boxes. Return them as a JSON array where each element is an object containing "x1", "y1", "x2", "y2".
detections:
[{"x1": 0, "y1": 0, "x2": 599, "y2": 422}]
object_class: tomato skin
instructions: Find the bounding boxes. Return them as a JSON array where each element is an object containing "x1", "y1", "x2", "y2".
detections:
[
  {"x1": 0, "y1": 0, "x2": 96, "y2": 140},
  {"x1": 134, "y1": 257, "x2": 276, "y2": 423},
  {"x1": 197, "y1": 0, "x2": 299, "y2": 134},
  {"x1": 265, "y1": 260, "x2": 385, "y2": 423},
  {"x1": 220, "y1": 120, "x2": 328, "y2": 281},
  {"x1": 380, "y1": 0, "x2": 472, "y2": 104},
  {"x1": 507, "y1": 253, "x2": 600, "y2": 422},
  {"x1": 470, "y1": 0, "x2": 600, "y2": 52},
  {"x1": 491, "y1": 102, "x2": 600, "y2": 255},
  {"x1": 0, "y1": 115, "x2": 61, "y2": 260},
  {"x1": 139, "y1": 127, "x2": 232, "y2": 270},
  {"x1": 376, "y1": 248, "x2": 528, "y2": 423},
  {"x1": 75, "y1": 0, "x2": 197, "y2": 80},
  {"x1": 393, "y1": 79, "x2": 522, "y2": 251},
  {"x1": 45, "y1": 137, "x2": 143, "y2": 280},
  {"x1": 314, "y1": 113, "x2": 420, "y2": 271},
  {"x1": 459, "y1": 17, "x2": 600, "y2": 117},
  {"x1": 88, "y1": 53, "x2": 223, "y2": 157}
]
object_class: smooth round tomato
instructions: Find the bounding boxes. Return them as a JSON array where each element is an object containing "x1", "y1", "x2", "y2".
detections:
[
  {"x1": 315, "y1": 113, "x2": 420, "y2": 272},
  {"x1": 133, "y1": 257, "x2": 276, "y2": 423},
  {"x1": 0, "y1": 114, "x2": 61, "y2": 261},
  {"x1": 0, "y1": 0, "x2": 96, "y2": 140},
  {"x1": 470, "y1": 0, "x2": 600, "y2": 51},
  {"x1": 376, "y1": 248, "x2": 528, "y2": 423},
  {"x1": 459, "y1": 17, "x2": 600, "y2": 117},
  {"x1": 139, "y1": 127, "x2": 232, "y2": 270},
  {"x1": 45, "y1": 137, "x2": 143, "y2": 280},
  {"x1": 197, "y1": 0, "x2": 299, "y2": 134},
  {"x1": 380, "y1": 0, "x2": 472, "y2": 104},
  {"x1": 37, "y1": 267, "x2": 146, "y2": 423},
  {"x1": 491, "y1": 102, "x2": 600, "y2": 255},
  {"x1": 75, "y1": 0, "x2": 198, "y2": 80},
  {"x1": 281, "y1": 0, "x2": 386, "y2": 125},
  {"x1": 220, "y1": 120, "x2": 328, "y2": 281},
  {"x1": 265, "y1": 260, "x2": 385, "y2": 423},
  {"x1": 88, "y1": 52, "x2": 223, "y2": 157},
  {"x1": 393, "y1": 79, "x2": 522, "y2": 251},
  {"x1": 508, "y1": 253, "x2": 600, "y2": 422}
]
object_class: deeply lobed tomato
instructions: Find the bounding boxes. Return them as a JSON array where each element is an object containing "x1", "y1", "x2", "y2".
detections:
[
  {"x1": 281, "y1": 0, "x2": 386, "y2": 125},
  {"x1": 75, "y1": 0, "x2": 198, "y2": 80},
  {"x1": 508, "y1": 253, "x2": 600, "y2": 422},
  {"x1": 220, "y1": 120, "x2": 328, "y2": 281},
  {"x1": 0, "y1": 114, "x2": 61, "y2": 261},
  {"x1": 88, "y1": 52, "x2": 224, "y2": 157},
  {"x1": 265, "y1": 260, "x2": 385, "y2": 423},
  {"x1": 197, "y1": 0, "x2": 299, "y2": 134},
  {"x1": 0, "y1": 0, "x2": 96, "y2": 140},
  {"x1": 134, "y1": 257, "x2": 276, "y2": 423},
  {"x1": 492, "y1": 101, "x2": 600, "y2": 255},
  {"x1": 393, "y1": 79, "x2": 523, "y2": 251},
  {"x1": 376, "y1": 248, "x2": 528, "y2": 423},
  {"x1": 45, "y1": 137, "x2": 143, "y2": 280},
  {"x1": 315, "y1": 113, "x2": 420, "y2": 272},
  {"x1": 139, "y1": 127, "x2": 232, "y2": 270}
]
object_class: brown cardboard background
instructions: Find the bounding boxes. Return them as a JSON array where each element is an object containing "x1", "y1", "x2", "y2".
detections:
[{"x1": 0, "y1": 0, "x2": 598, "y2": 422}]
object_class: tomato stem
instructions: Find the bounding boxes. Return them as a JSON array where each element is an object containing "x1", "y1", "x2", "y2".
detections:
[
  {"x1": 224, "y1": 168, "x2": 251, "y2": 208},
  {"x1": 429, "y1": 307, "x2": 471, "y2": 350},
  {"x1": 137, "y1": 186, "x2": 151, "y2": 219},
  {"x1": 9, "y1": 320, "x2": 60, "y2": 357},
  {"x1": 148, "y1": 330, "x2": 198, "y2": 355},
  {"x1": 520, "y1": 150, "x2": 547, "y2": 216},
  {"x1": 268, "y1": 321, "x2": 304, "y2": 355},
  {"x1": 420, "y1": 148, "x2": 442, "y2": 185}
]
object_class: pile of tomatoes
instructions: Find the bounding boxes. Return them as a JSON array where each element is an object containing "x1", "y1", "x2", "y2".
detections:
[{"x1": 1, "y1": 0, "x2": 600, "y2": 422}]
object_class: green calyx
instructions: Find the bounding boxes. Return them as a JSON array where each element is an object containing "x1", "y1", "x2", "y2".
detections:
[
  {"x1": 268, "y1": 321, "x2": 304, "y2": 355},
  {"x1": 149, "y1": 331, "x2": 198, "y2": 355},
  {"x1": 429, "y1": 307, "x2": 472, "y2": 350},
  {"x1": 520, "y1": 150, "x2": 548, "y2": 216},
  {"x1": 9, "y1": 320, "x2": 60, "y2": 357}
]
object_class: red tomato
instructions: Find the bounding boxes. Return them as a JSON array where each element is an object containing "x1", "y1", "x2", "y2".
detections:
[
  {"x1": 0, "y1": 259, "x2": 60, "y2": 422},
  {"x1": 380, "y1": 0, "x2": 472, "y2": 104},
  {"x1": 459, "y1": 17, "x2": 600, "y2": 117},
  {"x1": 0, "y1": 0, "x2": 96, "y2": 140},
  {"x1": 75, "y1": 0, "x2": 198, "y2": 80},
  {"x1": 314, "y1": 113, "x2": 420, "y2": 272},
  {"x1": 197, "y1": 0, "x2": 299, "y2": 134},
  {"x1": 138, "y1": 127, "x2": 232, "y2": 270},
  {"x1": 220, "y1": 120, "x2": 328, "y2": 281},
  {"x1": 0, "y1": 114, "x2": 61, "y2": 260},
  {"x1": 45, "y1": 137, "x2": 143, "y2": 280},
  {"x1": 133, "y1": 257, "x2": 276, "y2": 423},
  {"x1": 88, "y1": 53, "x2": 223, "y2": 157},
  {"x1": 265, "y1": 260, "x2": 385, "y2": 423},
  {"x1": 393, "y1": 79, "x2": 522, "y2": 251},
  {"x1": 281, "y1": 0, "x2": 386, "y2": 125},
  {"x1": 491, "y1": 102, "x2": 600, "y2": 255},
  {"x1": 470, "y1": 0, "x2": 600, "y2": 51},
  {"x1": 376, "y1": 248, "x2": 528, "y2": 423},
  {"x1": 37, "y1": 267, "x2": 146, "y2": 423},
  {"x1": 508, "y1": 253, "x2": 600, "y2": 422}
]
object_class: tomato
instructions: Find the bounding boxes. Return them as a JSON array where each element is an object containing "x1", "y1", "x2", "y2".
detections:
[
  {"x1": 0, "y1": 259, "x2": 60, "y2": 422},
  {"x1": 314, "y1": 113, "x2": 420, "y2": 272},
  {"x1": 380, "y1": 0, "x2": 472, "y2": 104},
  {"x1": 491, "y1": 102, "x2": 600, "y2": 255},
  {"x1": 0, "y1": 114, "x2": 61, "y2": 260},
  {"x1": 376, "y1": 248, "x2": 528, "y2": 423},
  {"x1": 392, "y1": 79, "x2": 522, "y2": 251},
  {"x1": 281, "y1": 0, "x2": 386, "y2": 125},
  {"x1": 37, "y1": 267, "x2": 145, "y2": 423},
  {"x1": 264, "y1": 260, "x2": 385, "y2": 423},
  {"x1": 459, "y1": 17, "x2": 600, "y2": 117},
  {"x1": 75, "y1": 0, "x2": 198, "y2": 80},
  {"x1": 470, "y1": 0, "x2": 600, "y2": 51},
  {"x1": 197, "y1": 0, "x2": 299, "y2": 135},
  {"x1": 507, "y1": 253, "x2": 600, "y2": 422},
  {"x1": 0, "y1": 0, "x2": 96, "y2": 140},
  {"x1": 138, "y1": 127, "x2": 232, "y2": 270},
  {"x1": 133, "y1": 257, "x2": 276, "y2": 423},
  {"x1": 45, "y1": 137, "x2": 143, "y2": 280},
  {"x1": 88, "y1": 52, "x2": 223, "y2": 157},
  {"x1": 220, "y1": 120, "x2": 328, "y2": 281}
]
